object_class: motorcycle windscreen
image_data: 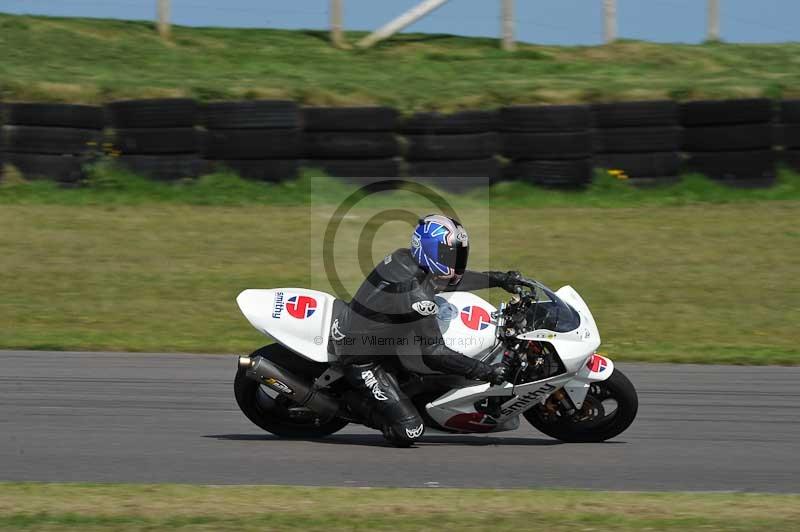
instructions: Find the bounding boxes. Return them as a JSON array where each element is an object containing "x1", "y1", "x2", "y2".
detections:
[{"x1": 527, "y1": 285, "x2": 582, "y2": 333}]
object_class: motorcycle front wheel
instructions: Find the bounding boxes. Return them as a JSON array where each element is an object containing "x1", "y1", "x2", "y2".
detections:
[
  {"x1": 234, "y1": 344, "x2": 349, "y2": 438},
  {"x1": 524, "y1": 369, "x2": 638, "y2": 443}
]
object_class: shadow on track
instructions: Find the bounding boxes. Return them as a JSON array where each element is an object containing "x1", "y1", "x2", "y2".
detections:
[{"x1": 205, "y1": 433, "x2": 565, "y2": 447}]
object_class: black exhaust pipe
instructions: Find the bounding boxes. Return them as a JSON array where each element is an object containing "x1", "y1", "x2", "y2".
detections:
[{"x1": 238, "y1": 355, "x2": 341, "y2": 419}]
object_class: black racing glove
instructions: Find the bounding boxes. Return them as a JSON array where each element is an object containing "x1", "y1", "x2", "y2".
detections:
[
  {"x1": 467, "y1": 360, "x2": 510, "y2": 385},
  {"x1": 488, "y1": 362, "x2": 510, "y2": 385},
  {"x1": 488, "y1": 270, "x2": 529, "y2": 294}
]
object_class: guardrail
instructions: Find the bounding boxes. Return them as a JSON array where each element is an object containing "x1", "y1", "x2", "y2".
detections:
[{"x1": 1, "y1": 98, "x2": 798, "y2": 190}]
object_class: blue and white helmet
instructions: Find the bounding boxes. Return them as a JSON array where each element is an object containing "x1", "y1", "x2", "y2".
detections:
[{"x1": 411, "y1": 214, "x2": 469, "y2": 287}]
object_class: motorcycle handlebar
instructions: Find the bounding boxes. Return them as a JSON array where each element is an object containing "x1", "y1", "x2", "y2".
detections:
[{"x1": 514, "y1": 274, "x2": 538, "y2": 292}]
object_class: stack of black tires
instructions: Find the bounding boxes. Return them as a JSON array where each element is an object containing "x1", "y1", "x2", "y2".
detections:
[
  {"x1": 4, "y1": 97, "x2": 798, "y2": 188},
  {"x1": 108, "y1": 98, "x2": 208, "y2": 180},
  {"x1": 1, "y1": 103, "x2": 103, "y2": 183},
  {"x1": 591, "y1": 101, "x2": 682, "y2": 185},
  {"x1": 501, "y1": 105, "x2": 593, "y2": 188},
  {"x1": 779, "y1": 100, "x2": 800, "y2": 173},
  {"x1": 202, "y1": 100, "x2": 301, "y2": 181},
  {"x1": 682, "y1": 98, "x2": 775, "y2": 187},
  {"x1": 302, "y1": 106, "x2": 400, "y2": 181},
  {"x1": 402, "y1": 110, "x2": 499, "y2": 191}
]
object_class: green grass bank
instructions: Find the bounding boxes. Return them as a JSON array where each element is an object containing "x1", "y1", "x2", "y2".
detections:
[
  {"x1": 1, "y1": 13, "x2": 800, "y2": 110},
  {"x1": 1, "y1": 169, "x2": 798, "y2": 364},
  {"x1": 1, "y1": 483, "x2": 798, "y2": 531}
]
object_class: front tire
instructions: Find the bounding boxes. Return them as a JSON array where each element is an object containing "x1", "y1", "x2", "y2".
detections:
[
  {"x1": 524, "y1": 369, "x2": 638, "y2": 443},
  {"x1": 234, "y1": 344, "x2": 349, "y2": 438}
]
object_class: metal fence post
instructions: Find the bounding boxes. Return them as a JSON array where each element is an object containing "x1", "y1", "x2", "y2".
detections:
[
  {"x1": 604, "y1": 0, "x2": 617, "y2": 44},
  {"x1": 330, "y1": 0, "x2": 345, "y2": 48},
  {"x1": 708, "y1": 0, "x2": 720, "y2": 41},
  {"x1": 157, "y1": 0, "x2": 171, "y2": 40},
  {"x1": 502, "y1": 0, "x2": 516, "y2": 51}
]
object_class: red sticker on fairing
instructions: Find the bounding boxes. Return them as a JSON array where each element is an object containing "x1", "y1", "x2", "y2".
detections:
[
  {"x1": 587, "y1": 353, "x2": 608, "y2": 373},
  {"x1": 444, "y1": 412, "x2": 497, "y2": 433},
  {"x1": 286, "y1": 296, "x2": 317, "y2": 319},
  {"x1": 460, "y1": 306, "x2": 491, "y2": 330}
]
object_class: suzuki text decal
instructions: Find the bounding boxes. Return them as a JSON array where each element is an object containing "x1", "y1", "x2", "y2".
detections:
[
  {"x1": 460, "y1": 306, "x2": 491, "y2": 330},
  {"x1": 286, "y1": 295, "x2": 317, "y2": 319}
]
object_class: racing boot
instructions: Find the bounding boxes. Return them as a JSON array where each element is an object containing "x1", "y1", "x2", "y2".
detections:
[{"x1": 342, "y1": 361, "x2": 425, "y2": 447}]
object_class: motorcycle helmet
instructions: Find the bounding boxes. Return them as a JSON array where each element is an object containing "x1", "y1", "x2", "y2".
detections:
[{"x1": 410, "y1": 214, "x2": 469, "y2": 289}]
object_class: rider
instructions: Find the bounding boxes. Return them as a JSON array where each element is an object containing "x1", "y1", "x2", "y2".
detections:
[{"x1": 331, "y1": 214, "x2": 528, "y2": 447}]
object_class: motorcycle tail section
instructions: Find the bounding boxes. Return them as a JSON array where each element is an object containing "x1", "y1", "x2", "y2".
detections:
[{"x1": 236, "y1": 288, "x2": 338, "y2": 363}]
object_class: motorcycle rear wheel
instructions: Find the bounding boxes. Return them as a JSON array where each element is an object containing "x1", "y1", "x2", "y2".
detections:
[
  {"x1": 524, "y1": 369, "x2": 638, "y2": 443},
  {"x1": 234, "y1": 344, "x2": 349, "y2": 438}
]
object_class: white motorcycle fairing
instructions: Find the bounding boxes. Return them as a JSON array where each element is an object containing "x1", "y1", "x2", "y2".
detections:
[
  {"x1": 394, "y1": 291, "x2": 499, "y2": 375},
  {"x1": 237, "y1": 284, "x2": 617, "y2": 434},
  {"x1": 418, "y1": 288, "x2": 611, "y2": 430},
  {"x1": 515, "y1": 285, "x2": 610, "y2": 410},
  {"x1": 236, "y1": 288, "x2": 337, "y2": 363}
]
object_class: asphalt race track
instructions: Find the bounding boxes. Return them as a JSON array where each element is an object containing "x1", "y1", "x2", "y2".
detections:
[{"x1": 1, "y1": 350, "x2": 798, "y2": 492}]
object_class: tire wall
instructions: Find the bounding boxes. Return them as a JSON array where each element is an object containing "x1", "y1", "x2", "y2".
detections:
[
  {"x1": 1, "y1": 103, "x2": 104, "y2": 183},
  {"x1": 500, "y1": 105, "x2": 593, "y2": 188},
  {"x1": 201, "y1": 100, "x2": 302, "y2": 182},
  {"x1": 681, "y1": 99, "x2": 776, "y2": 187},
  {"x1": 302, "y1": 106, "x2": 400, "y2": 185},
  {"x1": 109, "y1": 99, "x2": 209, "y2": 181},
  {"x1": 0, "y1": 98, "x2": 792, "y2": 188},
  {"x1": 780, "y1": 100, "x2": 800, "y2": 175},
  {"x1": 591, "y1": 100, "x2": 681, "y2": 186},
  {"x1": 401, "y1": 110, "x2": 498, "y2": 192}
]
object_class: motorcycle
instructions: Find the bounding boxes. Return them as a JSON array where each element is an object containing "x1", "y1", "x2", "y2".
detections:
[{"x1": 234, "y1": 277, "x2": 638, "y2": 443}]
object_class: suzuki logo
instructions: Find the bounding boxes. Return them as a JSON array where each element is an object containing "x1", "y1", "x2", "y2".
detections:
[
  {"x1": 460, "y1": 306, "x2": 491, "y2": 330},
  {"x1": 286, "y1": 295, "x2": 317, "y2": 319}
]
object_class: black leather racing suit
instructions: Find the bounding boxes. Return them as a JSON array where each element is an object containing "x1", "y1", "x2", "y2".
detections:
[{"x1": 331, "y1": 248, "x2": 510, "y2": 446}]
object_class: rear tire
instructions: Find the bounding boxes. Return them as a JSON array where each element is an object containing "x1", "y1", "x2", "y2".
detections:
[
  {"x1": 234, "y1": 344, "x2": 349, "y2": 438},
  {"x1": 524, "y1": 370, "x2": 638, "y2": 443}
]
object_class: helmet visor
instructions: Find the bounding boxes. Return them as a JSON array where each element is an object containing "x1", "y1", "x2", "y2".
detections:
[{"x1": 437, "y1": 242, "x2": 469, "y2": 276}]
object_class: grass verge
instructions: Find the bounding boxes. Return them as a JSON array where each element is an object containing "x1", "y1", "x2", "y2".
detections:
[
  {"x1": 0, "y1": 169, "x2": 798, "y2": 364},
  {"x1": 2, "y1": 13, "x2": 800, "y2": 109},
  {"x1": 0, "y1": 483, "x2": 798, "y2": 531},
  {"x1": 2, "y1": 162, "x2": 800, "y2": 207}
]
